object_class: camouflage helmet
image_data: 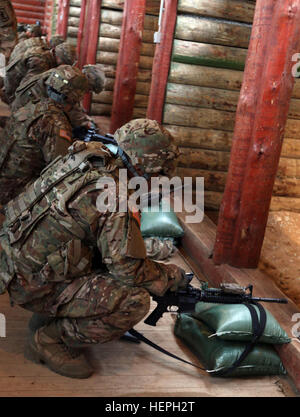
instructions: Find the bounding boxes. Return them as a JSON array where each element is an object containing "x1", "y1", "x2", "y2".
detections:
[
  {"x1": 82, "y1": 64, "x2": 106, "y2": 93},
  {"x1": 114, "y1": 119, "x2": 180, "y2": 177},
  {"x1": 54, "y1": 42, "x2": 77, "y2": 65},
  {"x1": 49, "y1": 34, "x2": 65, "y2": 48},
  {"x1": 45, "y1": 65, "x2": 89, "y2": 105}
]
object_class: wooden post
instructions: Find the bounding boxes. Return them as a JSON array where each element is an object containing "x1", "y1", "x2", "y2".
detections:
[
  {"x1": 109, "y1": 0, "x2": 146, "y2": 133},
  {"x1": 56, "y1": 0, "x2": 70, "y2": 39},
  {"x1": 80, "y1": 0, "x2": 102, "y2": 112},
  {"x1": 147, "y1": 0, "x2": 178, "y2": 123},
  {"x1": 77, "y1": 0, "x2": 87, "y2": 67},
  {"x1": 214, "y1": 0, "x2": 300, "y2": 268}
]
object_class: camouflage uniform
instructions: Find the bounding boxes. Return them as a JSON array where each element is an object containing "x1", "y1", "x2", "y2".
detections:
[
  {"x1": 0, "y1": 66, "x2": 89, "y2": 206},
  {"x1": 4, "y1": 41, "x2": 76, "y2": 104},
  {"x1": 0, "y1": 138, "x2": 184, "y2": 343},
  {"x1": 11, "y1": 64, "x2": 106, "y2": 129},
  {"x1": 0, "y1": 0, "x2": 17, "y2": 61},
  {"x1": 0, "y1": 121, "x2": 185, "y2": 378}
]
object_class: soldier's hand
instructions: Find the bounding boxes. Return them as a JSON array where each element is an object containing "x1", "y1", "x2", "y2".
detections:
[{"x1": 166, "y1": 264, "x2": 189, "y2": 292}]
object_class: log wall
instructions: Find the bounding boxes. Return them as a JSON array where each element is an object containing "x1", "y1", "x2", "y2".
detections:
[
  {"x1": 56, "y1": 0, "x2": 300, "y2": 213},
  {"x1": 163, "y1": 0, "x2": 300, "y2": 212}
]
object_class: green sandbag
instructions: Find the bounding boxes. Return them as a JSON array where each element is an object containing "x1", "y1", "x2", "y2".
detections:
[
  {"x1": 174, "y1": 313, "x2": 286, "y2": 377},
  {"x1": 141, "y1": 199, "x2": 184, "y2": 238},
  {"x1": 193, "y1": 302, "x2": 291, "y2": 344}
]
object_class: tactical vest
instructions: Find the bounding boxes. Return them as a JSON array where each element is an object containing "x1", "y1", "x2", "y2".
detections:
[
  {"x1": 9, "y1": 37, "x2": 47, "y2": 63},
  {"x1": 0, "y1": 141, "x2": 117, "y2": 292},
  {"x1": 4, "y1": 41, "x2": 55, "y2": 102},
  {"x1": 11, "y1": 69, "x2": 53, "y2": 111},
  {"x1": 0, "y1": 99, "x2": 71, "y2": 205}
]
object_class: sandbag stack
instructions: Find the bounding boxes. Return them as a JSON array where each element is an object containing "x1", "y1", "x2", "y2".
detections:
[{"x1": 174, "y1": 301, "x2": 290, "y2": 377}]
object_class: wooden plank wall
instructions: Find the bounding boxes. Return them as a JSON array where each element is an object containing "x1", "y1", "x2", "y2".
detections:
[
  {"x1": 56, "y1": 0, "x2": 300, "y2": 213},
  {"x1": 163, "y1": 0, "x2": 300, "y2": 212},
  {"x1": 11, "y1": 0, "x2": 46, "y2": 26},
  {"x1": 90, "y1": 0, "x2": 160, "y2": 119}
]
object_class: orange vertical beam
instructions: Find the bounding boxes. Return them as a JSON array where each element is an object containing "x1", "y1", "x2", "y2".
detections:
[
  {"x1": 80, "y1": 0, "x2": 102, "y2": 112},
  {"x1": 214, "y1": 0, "x2": 300, "y2": 268},
  {"x1": 77, "y1": 0, "x2": 87, "y2": 66},
  {"x1": 147, "y1": 0, "x2": 178, "y2": 123},
  {"x1": 109, "y1": 0, "x2": 146, "y2": 133},
  {"x1": 56, "y1": 0, "x2": 70, "y2": 39}
]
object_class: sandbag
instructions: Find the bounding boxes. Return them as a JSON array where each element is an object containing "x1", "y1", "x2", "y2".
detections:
[
  {"x1": 193, "y1": 302, "x2": 290, "y2": 344},
  {"x1": 174, "y1": 313, "x2": 286, "y2": 377},
  {"x1": 141, "y1": 199, "x2": 184, "y2": 238}
]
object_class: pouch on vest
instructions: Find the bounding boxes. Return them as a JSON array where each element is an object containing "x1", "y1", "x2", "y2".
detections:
[
  {"x1": 192, "y1": 302, "x2": 291, "y2": 345},
  {"x1": 45, "y1": 239, "x2": 93, "y2": 282},
  {"x1": 174, "y1": 313, "x2": 286, "y2": 377}
]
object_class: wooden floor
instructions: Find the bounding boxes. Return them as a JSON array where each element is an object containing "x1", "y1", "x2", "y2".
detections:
[{"x1": 0, "y1": 252, "x2": 297, "y2": 397}]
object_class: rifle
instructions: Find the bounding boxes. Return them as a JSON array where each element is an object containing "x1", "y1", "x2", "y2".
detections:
[{"x1": 144, "y1": 273, "x2": 288, "y2": 326}]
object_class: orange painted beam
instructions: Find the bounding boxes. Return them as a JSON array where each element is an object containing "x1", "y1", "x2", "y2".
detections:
[
  {"x1": 109, "y1": 0, "x2": 146, "y2": 133},
  {"x1": 147, "y1": 0, "x2": 178, "y2": 123},
  {"x1": 214, "y1": 0, "x2": 300, "y2": 268},
  {"x1": 56, "y1": 0, "x2": 70, "y2": 39}
]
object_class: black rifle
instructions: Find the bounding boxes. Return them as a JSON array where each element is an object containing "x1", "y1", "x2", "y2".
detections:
[{"x1": 144, "y1": 273, "x2": 288, "y2": 326}]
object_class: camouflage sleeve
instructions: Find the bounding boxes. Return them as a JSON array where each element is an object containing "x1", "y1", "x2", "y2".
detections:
[
  {"x1": 0, "y1": 0, "x2": 17, "y2": 61},
  {"x1": 22, "y1": 55, "x2": 52, "y2": 84},
  {"x1": 97, "y1": 209, "x2": 185, "y2": 296},
  {"x1": 68, "y1": 103, "x2": 94, "y2": 129},
  {"x1": 28, "y1": 114, "x2": 73, "y2": 163}
]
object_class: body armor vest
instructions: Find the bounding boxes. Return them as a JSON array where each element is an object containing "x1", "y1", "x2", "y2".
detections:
[
  {"x1": 0, "y1": 100, "x2": 70, "y2": 205},
  {"x1": 0, "y1": 142, "x2": 116, "y2": 290}
]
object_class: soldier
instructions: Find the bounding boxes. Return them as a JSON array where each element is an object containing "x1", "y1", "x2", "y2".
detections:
[
  {"x1": 0, "y1": 119, "x2": 187, "y2": 379},
  {"x1": 0, "y1": 65, "x2": 89, "y2": 206},
  {"x1": 12, "y1": 63, "x2": 106, "y2": 130},
  {"x1": 0, "y1": 0, "x2": 17, "y2": 62},
  {"x1": 4, "y1": 40, "x2": 77, "y2": 104}
]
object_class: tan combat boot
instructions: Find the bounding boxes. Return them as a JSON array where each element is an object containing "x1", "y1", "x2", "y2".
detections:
[{"x1": 25, "y1": 321, "x2": 94, "y2": 379}]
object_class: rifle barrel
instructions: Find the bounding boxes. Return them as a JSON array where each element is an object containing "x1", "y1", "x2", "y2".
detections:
[{"x1": 252, "y1": 297, "x2": 287, "y2": 304}]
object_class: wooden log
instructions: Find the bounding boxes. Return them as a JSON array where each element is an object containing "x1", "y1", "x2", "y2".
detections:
[
  {"x1": 147, "y1": 0, "x2": 178, "y2": 123},
  {"x1": 92, "y1": 103, "x2": 146, "y2": 118},
  {"x1": 98, "y1": 36, "x2": 155, "y2": 56},
  {"x1": 177, "y1": 167, "x2": 227, "y2": 192},
  {"x1": 163, "y1": 104, "x2": 236, "y2": 131},
  {"x1": 165, "y1": 83, "x2": 239, "y2": 112},
  {"x1": 99, "y1": 23, "x2": 155, "y2": 43},
  {"x1": 178, "y1": 148, "x2": 230, "y2": 171},
  {"x1": 93, "y1": 90, "x2": 149, "y2": 107},
  {"x1": 110, "y1": 0, "x2": 146, "y2": 133},
  {"x1": 217, "y1": 0, "x2": 300, "y2": 268},
  {"x1": 69, "y1": 6, "x2": 81, "y2": 17},
  {"x1": 172, "y1": 40, "x2": 247, "y2": 70},
  {"x1": 175, "y1": 15, "x2": 251, "y2": 49},
  {"x1": 98, "y1": 79, "x2": 150, "y2": 95},
  {"x1": 165, "y1": 125, "x2": 233, "y2": 151},
  {"x1": 169, "y1": 62, "x2": 243, "y2": 90},
  {"x1": 177, "y1": 0, "x2": 255, "y2": 24},
  {"x1": 56, "y1": 0, "x2": 70, "y2": 39},
  {"x1": 101, "y1": 0, "x2": 160, "y2": 14},
  {"x1": 166, "y1": 82, "x2": 300, "y2": 118},
  {"x1": 101, "y1": 9, "x2": 158, "y2": 30},
  {"x1": 270, "y1": 195, "x2": 300, "y2": 212},
  {"x1": 96, "y1": 51, "x2": 153, "y2": 69},
  {"x1": 165, "y1": 124, "x2": 300, "y2": 159}
]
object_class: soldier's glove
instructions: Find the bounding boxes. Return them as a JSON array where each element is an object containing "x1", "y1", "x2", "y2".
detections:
[{"x1": 166, "y1": 265, "x2": 189, "y2": 292}]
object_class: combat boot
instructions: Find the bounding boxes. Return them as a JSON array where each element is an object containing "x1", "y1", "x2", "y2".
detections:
[
  {"x1": 28, "y1": 313, "x2": 52, "y2": 334},
  {"x1": 25, "y1": 321, "x2": 94, "y2": 379}
]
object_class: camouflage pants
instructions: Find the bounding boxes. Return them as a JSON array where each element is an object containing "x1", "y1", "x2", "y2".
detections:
[{"x1": 9, "y1": 272, "x2": 150, "y2": 347}]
